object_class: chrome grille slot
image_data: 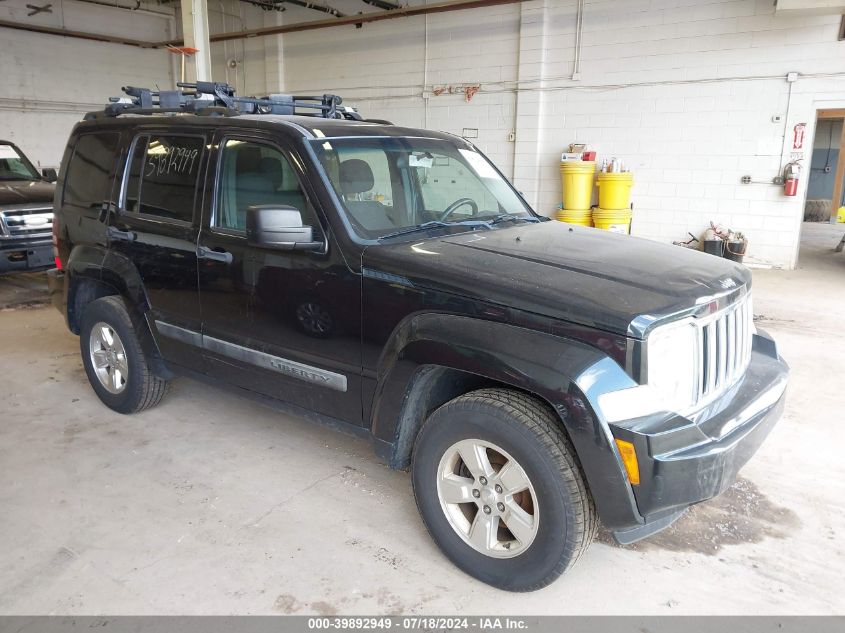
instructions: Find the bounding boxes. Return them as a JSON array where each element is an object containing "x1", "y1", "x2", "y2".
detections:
[
  {"x1": 695, "y1": 293, "x2": 753, "y2": 406},
  {"x1": 0, "y1": 207, "x2": 53, "y2": 239}
]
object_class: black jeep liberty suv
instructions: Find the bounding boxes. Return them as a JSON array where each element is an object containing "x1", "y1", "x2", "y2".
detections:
[{"x1": 47, "y1": 84, "x2": 789, "y2": 591}]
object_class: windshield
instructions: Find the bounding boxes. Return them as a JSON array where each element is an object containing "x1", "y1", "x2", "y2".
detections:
[
  {"x1": 0, "y1": 144, "x2": 40, "y2": 181},
  {"x1": 312, "y1": 136, "x2": 533, "y2": 240}
]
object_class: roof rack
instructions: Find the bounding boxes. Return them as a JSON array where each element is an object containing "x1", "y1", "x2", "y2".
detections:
[{"x1": 84, "y1": 81, "x2": 364, "y2": 121}]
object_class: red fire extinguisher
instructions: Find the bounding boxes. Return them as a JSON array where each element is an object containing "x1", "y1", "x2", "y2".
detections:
[{"x1": 783, "y1": 160, "x2": 801, "y2": 196}]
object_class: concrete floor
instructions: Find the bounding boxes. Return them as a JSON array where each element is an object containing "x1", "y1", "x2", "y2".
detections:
[{"x1": 1, "y1": 223, "x2": 844, "y2": 615}]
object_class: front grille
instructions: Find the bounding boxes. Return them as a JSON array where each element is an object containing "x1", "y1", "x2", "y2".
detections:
[
  {"x1": 695, "y1": 293, "x2": 754, "y2": 404},
  {"x1": 0, "y1": 207, "x2": 53, "y2": 239}
]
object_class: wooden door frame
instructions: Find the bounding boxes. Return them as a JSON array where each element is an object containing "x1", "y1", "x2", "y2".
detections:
[{"x1": 818, "y1": 109, "x2": 845, "y2": 223}]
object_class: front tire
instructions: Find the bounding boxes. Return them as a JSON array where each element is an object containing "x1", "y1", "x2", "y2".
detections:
[
  {"x1": 411, "y1": 388, "x2": 597, "y2": 591},
  {"x1": 80, "y1": 296, "x2": 168, "y2": 414}
]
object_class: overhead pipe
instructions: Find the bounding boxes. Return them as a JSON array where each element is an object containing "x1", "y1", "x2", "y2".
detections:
[
  {"x1": 0, "y1": 18, "x2": 158, "y2": 47},
  {"x1": 74, "y1": 0, "x2": 175, "y2": 18},
  {"x1": 239, "y1": 0, "x2": 344, "y2": 17},
  {"x1": 360, "y1": 0, "x2": 403, "y2": 10},
  {"x1": 0, "y1": 0, "x2": 529, "y2": 48},
  {"x1": 237, "y1": 0, "x2": 286, "y2": 10},
  {"x1": 159, "y1": 0, "x2": 530, "y2": 46},
  {"x1": 281, "y1": 0, "x2": 345, "y2": 18}
]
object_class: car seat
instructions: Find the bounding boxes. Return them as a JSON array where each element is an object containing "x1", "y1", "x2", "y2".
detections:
[{"x1": 338, "y1": 159, "x2": 394, "y2": 231}]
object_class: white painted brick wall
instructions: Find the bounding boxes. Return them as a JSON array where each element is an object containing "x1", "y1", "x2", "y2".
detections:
[
  {"x1": 0, "y1": 0, "x2": 175, "y2": 168},
  {"x1": 5, "y1": 0, "x2": 833, "y2": 268},
  {"x1": 272, "y1": 0, "x2": 845, "y2": 268},
  {"x1": 279, "y1": 1, "x2": 521, "y2": 177},
  {"x1": 535, "y1": 0, "x2": 845, "y2": 268}
]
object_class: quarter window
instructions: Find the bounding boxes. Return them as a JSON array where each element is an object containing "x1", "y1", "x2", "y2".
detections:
[
  {"x1": 123, "y1": 135, "x2": 205, "y2": 223},
  {"x1": 63, "y1": 133, "x2": 120, "y2": 211}
]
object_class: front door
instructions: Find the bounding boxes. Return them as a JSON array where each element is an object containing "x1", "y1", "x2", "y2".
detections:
[
  {"x1": 108, "y1": 131, "x2": 209, "y2": 371},
  {"x1": 196, "y1": 133, "x2": 362, "y2": 424}
]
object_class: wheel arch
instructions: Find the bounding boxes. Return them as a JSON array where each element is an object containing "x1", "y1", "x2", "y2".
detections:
[
  {"x1": 369, "y1": 312, "x2": 644, "y2": 530},
  {"x1": 66, "y1": 246, "x2": 172, "y2": 379}
]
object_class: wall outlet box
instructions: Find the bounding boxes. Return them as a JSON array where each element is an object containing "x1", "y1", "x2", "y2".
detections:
[
  {"x1": 786, "y1": 72, "x2": 798, "y2": 82},
  {"x1": 741, "y1": 175, "x2": 752, "y2": 184},
  {"x1": 462, "y1": 128, "x2": 478, "y2": 139},
  {"x1": 771, "y1": 115, "x2": 783, "y2": 123}
]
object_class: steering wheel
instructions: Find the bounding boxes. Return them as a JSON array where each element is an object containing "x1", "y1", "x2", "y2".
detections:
[{"x1": 439, "y1": 197, "x2": 478, "y2": 221}]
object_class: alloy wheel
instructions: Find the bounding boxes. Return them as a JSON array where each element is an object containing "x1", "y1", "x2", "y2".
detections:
[
  {"x1": 88, "y1": 321, "x2": 129, "y2": 394},
  {"x1": 436, "y1": 439, "x2": 539, "y2": 558}
]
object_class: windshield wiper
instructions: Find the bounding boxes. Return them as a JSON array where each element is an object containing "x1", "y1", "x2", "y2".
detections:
[
  {"x1": 487, "y1": 213, "x2": 541, "y2": 226},
  {"x1": 377, "y1": 219, "x2": 492, "y2": 241}
]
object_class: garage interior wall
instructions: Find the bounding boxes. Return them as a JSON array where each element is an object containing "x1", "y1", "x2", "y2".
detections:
[
  {"x1": 273, "y1": 0, "x2": 845, "y2": 269},
  {"x1": 0, "y1": 0, "x2": 175, "y2": 168},
  {"x1": 3, "y1": 0, "x2": 844, "y2": 269}
]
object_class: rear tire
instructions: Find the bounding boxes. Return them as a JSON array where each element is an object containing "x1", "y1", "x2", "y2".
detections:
[
  {"x1": 411, "y1": 388, "x2": 597, "y2": 591},
  {"x1": 79, "y1": 295, "x2": 168, "y2": 414}
]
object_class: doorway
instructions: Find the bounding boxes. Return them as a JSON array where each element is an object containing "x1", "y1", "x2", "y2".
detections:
[{"x1": 805, "y1": 110, "x2": 845, "y2": 223}]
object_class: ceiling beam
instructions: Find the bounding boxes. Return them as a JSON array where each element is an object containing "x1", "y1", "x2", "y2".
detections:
[{"x1": 158, "y1": 0, "x2": 529, "y2": 46}]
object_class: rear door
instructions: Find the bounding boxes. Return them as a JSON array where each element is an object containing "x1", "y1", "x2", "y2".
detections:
[
  {"x1": 196, "y1": 131, "x2": 363, "y2": 424},
  {"x1": 108, "y1": 129, "x2": 210, "y2": 371}
]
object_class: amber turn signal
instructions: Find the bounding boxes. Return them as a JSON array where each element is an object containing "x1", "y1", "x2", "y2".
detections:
[{"x1": 614, "y1": 438, "x2": 640, "y2": 485}]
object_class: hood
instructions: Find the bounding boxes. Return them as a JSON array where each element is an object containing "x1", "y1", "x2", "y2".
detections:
[
  {"x1": 362, "y1": 221, "x2": 751, "y2": 338},
  {"x1": 0, "y1": 179, "x2": 55, "y2": 206}
]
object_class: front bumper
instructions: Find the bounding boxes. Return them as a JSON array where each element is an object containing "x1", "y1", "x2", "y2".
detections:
[
  {"x1": 609, "y1": 330, "x2": 788, "y2": 543},
  {"x1": 0, "y1": 239, "x2": 53, "y2": 273}
]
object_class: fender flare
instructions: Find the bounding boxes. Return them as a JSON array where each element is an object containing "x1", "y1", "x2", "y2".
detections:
[
  {"x1": 65, "y1": 244, "x2": 109, "y2": 332},
  {"x1": 369, "y1": 312, "x2": 644, "y2": 530},
  {"x1": 66, "y1": 245, "x2": 171, "y2": 379}
]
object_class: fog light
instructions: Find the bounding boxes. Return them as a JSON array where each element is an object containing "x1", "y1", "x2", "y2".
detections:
[{"x1": 614, "y1": 438, "x2": 640, "y2": 485}]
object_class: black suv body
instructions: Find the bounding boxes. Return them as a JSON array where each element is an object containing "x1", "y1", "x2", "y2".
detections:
[
  {"x1": 48, "y1": 101, "x2": 788, "y2": 591},
  {"x1": 0, "y1": 140, "x2": 56, "y2": 273}
]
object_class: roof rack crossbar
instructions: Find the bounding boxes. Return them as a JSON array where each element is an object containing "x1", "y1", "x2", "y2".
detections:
[{"x1": 85, "y1": 81, "x2": 363, "y2": 121}]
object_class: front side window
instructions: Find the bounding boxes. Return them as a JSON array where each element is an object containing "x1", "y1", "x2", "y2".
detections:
[
  {"x1": 63, "y1": 133, "x2": 121, "y2": 210},
  {"x1": 313, "y1": 137, "x2": 531, "y2": 240},
  {"x1": 0, "y1": 143, "x2": 40, "y2": 181},
  {"x1": 214, "y1": 138, "x2": 318, "y2": 233},
  {"x1": 123, "y1": 135, "x2": 204, "y2": 223}
]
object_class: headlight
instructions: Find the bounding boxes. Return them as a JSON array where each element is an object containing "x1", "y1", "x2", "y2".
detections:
[{"x1": 646, "y1": 318, "x2": 698, "y2": 412}]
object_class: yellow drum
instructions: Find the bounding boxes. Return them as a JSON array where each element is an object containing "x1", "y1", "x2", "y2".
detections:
[
  {"x1": 556, "y1": 208, "x2": 592, "y2": 227},
  {"x1": 596, "y1": 172, "x2": 633, "y2": 210},
  {"x1": 592, "y1": 208, "x2": 632, "y2": 234},
  {"x1": 560, "y1": 161, "x2": 596, "y2": 210}
]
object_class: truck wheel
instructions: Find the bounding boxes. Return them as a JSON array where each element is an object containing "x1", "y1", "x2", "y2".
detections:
[
  {"x1": 79, "y1": 295, "x2": 168, "y2": 414},
  {"x1": 411, "y1": 388, "x2": 597, "y2": 591}
]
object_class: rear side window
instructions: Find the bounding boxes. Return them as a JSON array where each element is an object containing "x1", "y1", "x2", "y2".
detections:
[
  {"x1": 63, "y1": 133, "x2": 120, "y2": 211},
  {"x1": 123, "y1": 134, "x2": 205, "y2": 223}
]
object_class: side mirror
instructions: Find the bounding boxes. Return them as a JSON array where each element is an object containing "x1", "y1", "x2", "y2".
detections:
[
  {"x1": 246, "y1": 205, "x2": 323, "y2": 252},
  {"x1": 42, "y1": 168, "x2": 58, "y2": 183}
]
